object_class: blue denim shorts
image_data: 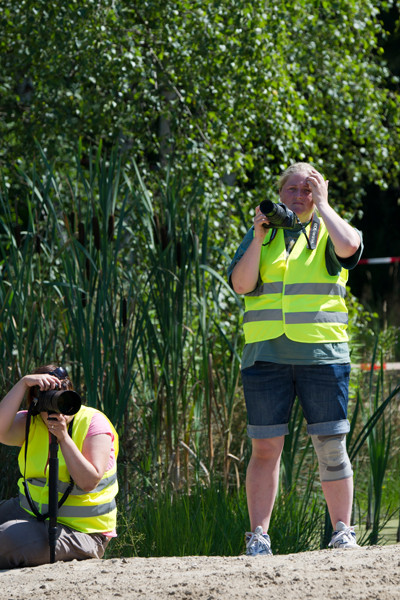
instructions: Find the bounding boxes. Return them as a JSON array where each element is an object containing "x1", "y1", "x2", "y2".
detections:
[{"x1": 241, "y1": 362, "x2": 351, "y2": 439}]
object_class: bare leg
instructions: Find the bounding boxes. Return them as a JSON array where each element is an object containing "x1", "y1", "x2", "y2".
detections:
[
  {"x1": 246, "y1": 436, "x2": 285, "y2": 532},
  {"x1": 322, "y1": 476, "x2": 354, "y2": 528}
]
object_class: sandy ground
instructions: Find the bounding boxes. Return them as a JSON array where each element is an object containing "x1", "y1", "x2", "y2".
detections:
[{"x1": 1, "y1": 544, "x2": 399, "y2": 600}]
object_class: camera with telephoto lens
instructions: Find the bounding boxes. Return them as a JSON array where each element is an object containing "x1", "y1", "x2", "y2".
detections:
[
  {"x1": 259, "y1": 200, "x2": 302, "y2": 231},
  {"x1": 31, "y1": 384, "x2": 81, "y2": 416}
]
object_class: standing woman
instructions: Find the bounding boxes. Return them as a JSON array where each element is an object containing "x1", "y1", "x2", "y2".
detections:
[
  {"x1": 0, "y1": 365, "x2": 118, "y2": 569},
  {"x1": 229, "y1": 163, "x2": 363, "y2": 555}
]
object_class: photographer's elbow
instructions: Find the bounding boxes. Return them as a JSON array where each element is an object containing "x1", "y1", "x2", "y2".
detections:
[
  {"x1": 80, "y1": 476, "x2": 102, "y2": 494},
  {"x1": 231, "y1": 273, "x2": 257, "y2": 296},
  {"x1": 336, "y1": 239, "x2": 360, "y2": 260},
  {"x1": 232, "y1": 281, "x2": 247, "y2": 295}
]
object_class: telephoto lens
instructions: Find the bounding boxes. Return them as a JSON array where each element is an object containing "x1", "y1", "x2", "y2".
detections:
[
  {"x1": 32, "y1": 389, "x2": 81, "y2": 416},
  {"x1": 259, "y1": 200, "x2": 301, "y2": 230}
]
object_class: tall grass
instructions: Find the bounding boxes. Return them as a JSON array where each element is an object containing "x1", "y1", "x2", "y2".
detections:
[
  {"x1": 106, "y1": 479, "x2": 323, "y2": 558},
  {"x1": 348, "y1": 352, "x2": 400, "y2": 545},
  {"x1": 0, "y1": 187, "x2": 61, "y2": 382},
  {"x1": 1, "y1": 149, "x2": 399, "y2": 554}
]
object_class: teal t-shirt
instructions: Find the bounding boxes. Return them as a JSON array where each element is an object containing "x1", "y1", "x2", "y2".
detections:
[{"x1": 228, "y1": 224, "x2": 363, "y2": 368}]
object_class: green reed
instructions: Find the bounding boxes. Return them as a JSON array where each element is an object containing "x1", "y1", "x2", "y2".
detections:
[
  {"x1": 0, "y1": 178, "x2": 62, "y2": 383},
  {"x1": 348, "y1": 351, "x2": 400, "y2": 545},
  {"x1": 10, "y1": 149, "x2": 144, "y2": 433},
  {"x1": 130, "y1": 177, "x2": 245, "y2": 492}
]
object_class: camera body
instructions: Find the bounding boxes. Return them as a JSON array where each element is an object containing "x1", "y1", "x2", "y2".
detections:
[
  {"x1": 31, "y1": 385, "x2": 81, "y2": 416},
  {"x1": 259, "y1": 200, "x2": 302, "y2": 231}
]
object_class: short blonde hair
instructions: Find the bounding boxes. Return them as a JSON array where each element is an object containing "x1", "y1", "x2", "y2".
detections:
[{"x1": 278, "y1": 162, "x2": 314, "y2": 191}]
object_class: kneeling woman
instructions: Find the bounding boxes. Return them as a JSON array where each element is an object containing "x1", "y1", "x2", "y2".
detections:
[{"x1": 0, "y1": 365, "x2": 118, "y2": 569}]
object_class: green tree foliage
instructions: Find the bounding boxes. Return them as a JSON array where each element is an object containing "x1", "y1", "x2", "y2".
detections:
[{"x1": 1, "y1": 0, "x2": 399, "y2": 214}]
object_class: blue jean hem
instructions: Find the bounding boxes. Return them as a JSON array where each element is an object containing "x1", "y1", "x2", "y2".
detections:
[
  {"x1": 247, "y1": 423, "x2": 290, "y2": 439},
  {"x1": 247, "y1": 418, "x2": 350, "y2": 439},
  {"x1": 306, "y1": 419, "x2": 350, "y2": 436}
]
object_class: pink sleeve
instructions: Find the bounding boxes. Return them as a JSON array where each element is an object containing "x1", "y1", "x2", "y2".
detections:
[{"x1": 86, "y1": 412, "x2": 116, "y2": 471}]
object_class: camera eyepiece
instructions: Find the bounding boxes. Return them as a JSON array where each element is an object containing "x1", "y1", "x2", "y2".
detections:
[{"x1": 49, "y1": 367, "x2": 69, "y2": 380}]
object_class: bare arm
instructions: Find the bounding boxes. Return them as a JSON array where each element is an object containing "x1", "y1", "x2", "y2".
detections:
[
  {"x1": 231, "y1": 206, "x2": 271, "y2": 295},
  {"x1": 61, "y1": 432, "x2": 112, "y2": 493},
  {"x1": 45, "y1": 413, "x2": 112, "y2": 492},
  {"x1": 0, "y1": 374, "x2": 61, "y2": 446},
  {"x1": 307, "y1": 171, "x2": 361, "y2": 258}
]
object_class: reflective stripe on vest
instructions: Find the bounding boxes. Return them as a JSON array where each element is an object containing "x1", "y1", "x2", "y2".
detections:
[
  {"x1": 244, "y1": 309, "x2": 348, "y2": 325},
  {"x1": 284, "y1": 283, "x2": 347, "y2": 297},
  {"x1": 246, "y1": 282, "x2": 284, "y2": 296},
  {"x1": 19, "y1": 493, "x2": 117, "y2": 518},
  {"x1": 23, "y1": 472, "x2": 118, "y2": 495},
  {"x1": 243, "y1": 219, "x2": 349, "y2": 344},
  {"x1": 285, "y1": 311, "x2": 348, "y2": 324},
  {"x1": 243, "y1": 309, "x2": 282, "y2": 323}
]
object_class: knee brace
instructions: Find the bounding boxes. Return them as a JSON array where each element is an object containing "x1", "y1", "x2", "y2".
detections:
[{"x1": 311, "y1": 434, "x2": 353, "y2": 482}]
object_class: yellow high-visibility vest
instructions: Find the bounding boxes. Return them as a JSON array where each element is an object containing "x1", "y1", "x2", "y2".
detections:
[
  {"x1": 243, "y1": 219, "x2": 349, "y2": 344},
  {"x1": 18, "y1": 406, "x2": 119, "y2": 533}
]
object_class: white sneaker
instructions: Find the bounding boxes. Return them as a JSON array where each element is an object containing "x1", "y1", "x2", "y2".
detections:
[
  {"x1": 328, "y1": 521, "x2": 359, "y2": 549},
  {"x1": 245, "y1": 525, "x2": 273, "y2": 556}
]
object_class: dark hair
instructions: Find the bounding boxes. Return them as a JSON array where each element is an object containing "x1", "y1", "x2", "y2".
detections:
[{"x1": 26, "y1": 364, "x2": 74, "y2": 407}]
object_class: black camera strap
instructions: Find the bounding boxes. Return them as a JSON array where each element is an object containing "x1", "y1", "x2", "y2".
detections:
[
  {"x1": 301, "y1": 212, "x2": 321, "y2": 250},
  {"x1": 262, "y1": 227, "x2": 278, "y2": 246},
  {"x1": 23, "y1": 407, "x2": 75, "y2": 522}
]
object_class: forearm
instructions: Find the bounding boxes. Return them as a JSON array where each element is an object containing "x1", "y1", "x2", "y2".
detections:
[
  {"x1": 0, "y1": 379, "x2": 27, "y2": 444},
  {"x1": 59, "y1": 436, "x2": 103, "y2": 492},
  {"x1": 317, "y1": 203, "x2": 360, "y2": 258},
  {"x1": 231, "y1": 236, "x2": 264, "y2": 295},
  {"x1": 306, "y1": 170, "x2": 360, "y2": 258}
]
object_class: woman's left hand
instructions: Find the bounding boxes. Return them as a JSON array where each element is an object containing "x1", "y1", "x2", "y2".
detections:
[{"x1": 44, "y1": 413, "x2": 70, "y2": 442}]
